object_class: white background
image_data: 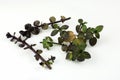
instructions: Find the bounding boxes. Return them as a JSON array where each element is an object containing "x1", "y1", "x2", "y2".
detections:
[{"x1": 0, "y1": 0, "x2": 120, "y2": 80}]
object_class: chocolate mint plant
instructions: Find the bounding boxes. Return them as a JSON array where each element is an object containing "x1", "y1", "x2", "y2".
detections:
[
  {"x1": 41, "y1": 18, "x2": 103, "y2": 62},
  {"x1": 19, "y1": 16, "x2": 71, "y2": 38},
  {"x1": 6, "y1": 32, "x2": 55, "y2": 69},
  {"x1": 6, "y1": 16, "x2": 103, "y2": 69},
  {"x1": 6, "y1": 16, "x2": 70, "y2": 69}
]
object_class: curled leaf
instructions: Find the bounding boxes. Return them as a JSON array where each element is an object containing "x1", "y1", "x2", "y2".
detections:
[
  {"x1": 64, "y1": 31, "x2": 76, "y2": 42},
  {"x1": 33, "y1": 20, "x2": 40, "y2": 27},
  {"x1": 49, "y1": 16, "x2": 56, "y2": 22},
  {"x1": 42, "y1": 23, "x2": 48, "y2": 30}
]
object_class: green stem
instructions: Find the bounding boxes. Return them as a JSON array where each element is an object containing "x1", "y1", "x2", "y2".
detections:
[{"x1": 40, "y1": 42, "x2": 60, "y2": 45}]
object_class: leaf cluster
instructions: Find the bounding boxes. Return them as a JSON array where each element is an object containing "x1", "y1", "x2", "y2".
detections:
[
  {"x1": 42, "y1": 18, "x2": 103, "y2": 62},
  {"x1": 6, "y1": 17, "x2": 103, "y2": 69}
]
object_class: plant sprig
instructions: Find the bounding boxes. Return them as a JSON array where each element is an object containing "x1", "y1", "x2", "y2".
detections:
[
  {"x1": 41, "y1": 18, "x2": 103, "y2": 62},
  {"x1": 19, "y1": 16, "x2": 71, "y2": 38},
  {"x1": 6, "y1": 17, "x2": 104, "y2": 70},
  {"x1": 6, "y1": 32, "x2": 55, "y2": 69}
]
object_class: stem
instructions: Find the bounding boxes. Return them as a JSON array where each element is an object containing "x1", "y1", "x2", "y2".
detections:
[
  {"x1": 40, "y1": 42, "x2": 60, "y2": 45},
  {"x1": 52, "y1": 42, "x2": 60, "y2": 45},
  {"x1": 37, "y1": 17, "x2": 71, "y2": 28},
  {"x1": 12, "y1": 35, "x2": 52, "y2": 69}
]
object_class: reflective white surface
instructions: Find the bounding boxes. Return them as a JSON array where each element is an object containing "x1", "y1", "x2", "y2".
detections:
[{"x1": 0, "y1": 0, "x2": 120, "y2": 80}]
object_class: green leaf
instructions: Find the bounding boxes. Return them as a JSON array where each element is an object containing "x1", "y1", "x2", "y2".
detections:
[
  {"x1": 76, "y1": 25, "x2": 81, "y2": 33},
  {"x1": 48, "y1": 42, "x2": 53, "y2": 47},
  {"x1": 72, "y1": 38, "x2": 81, "y2": 46},
  {"x1": 95, "y1": 25, "x2": 103, "y2": 32},
  {"x1": 46, "y1": 36, "x2": 53, "y2": 42},
  {"x1": 89, "y1": 37, "x2": 97, "y2": 46},
  {"x1": 51, "y1": 30, "x2": 59, "y2": 36},
  {"x1": 61, "y1": 44, "x2": 68, "y2": 51},
  {"x1": 78, "y1": 42, "x2": 87, "y2": 51},
  {"x1": 91, "y1": 28, "x2": 96, "y2": 33},
  {"x1": 42, "y1": 23, "x2": 48, "y2": 30},
  {"x1": 78, "y1": 19, "x2": 83, "y2": 23},
  {"x1": 43, "y1": 39, "x2": 49, "y2": 50},
  {"x1": 82, "y1": 51, "x2": 91, "y2": 59},
  {"x1": 60, "y1": 31, "x2": 69, "y2": 39},
  {"x1": 85, "y1": 31, "x2": 93, "y2": 39},
  {"x1": 61, "y1": 25, "x2": 69, "y2": 30},
  {"x1": 66, "y1": 52, "x2": 73, "y2": 60},
  {"x1": 67, "y1": 44, "x2": 77, "y2": 52},
  {"x1": 77, "y1": 55, "x2": 85, "y2": 62},
  {"x1": 72, "y1": 38, "x2": 86, "y2": 50},
  {"x1": 49, "y1": 16, "x2": 56, "y2": 22},
  {"x1": 77, "y1": 32, "x2": 85, "y2": 39},
  {"x1": 95, "y1": 32, "x2": 100, "y2": 39},
  {"x1": 52, "y1": 24, "x2": 59, "y2": 29},
  {"x1": 83, "y1": 22, "x2": 87, "y2": 24},
  {"x1": 58, "y1": 37, "x2": 63, "y2": 44},
  {"x1": 82, "y1": 25, "x2": 87, "y2": 32},
  {"x1": 41, "y1": 37, "x2": 53, "y2": 50}
]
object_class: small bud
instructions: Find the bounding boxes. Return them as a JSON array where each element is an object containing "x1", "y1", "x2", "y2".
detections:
[
  {"x1": 51, "y1": 56, "x2": 56, "y2": 61},
  {"x1": 78, "y1": 19, "x2": 83, "y2": 23},
  {"x1": 19, "y1": 44, "x2": 25, "y2": 48},
  {"x1": 6, "y1": 32, "x2": 12, "y2": 38},
  {"x1": 61, "y1": 16, "x2": 66, "y2": 22},
  {"x1": 34, "y1": 54, "x2": 40, "y2": 61},
  {"x1": 36, "y1": 50, "x2": 43, "y2": 54},
  {"x1": 33, "y1": 20, "x2": 40, "y2": 27},
  {"x1": 39, "y1": 62, "x2": 45, "y2": 66}
]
